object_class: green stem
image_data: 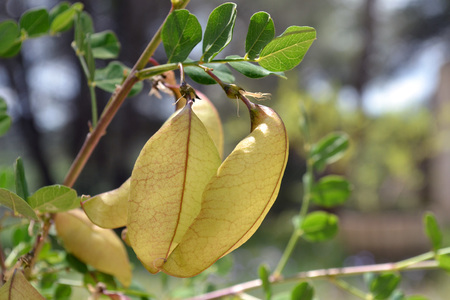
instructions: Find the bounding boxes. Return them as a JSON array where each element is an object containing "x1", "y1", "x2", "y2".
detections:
[
  {"x1": 63, "y1": 1, "x2": 191, "y2": 188},
  {"x1": 395, "y1": 246, "x2": 450, "y2": 269},
  {"x1": 329, "y1": 278, "x2": 368, "y2": 299},
  {"x1": 272, "y1": 229, "x2": 303, "y2": 278},
  {"x1": 273, "y1": 139, "x2": 314, "y2": 278},
  {"x1": 136, "y1": 57, "x2": 255, "y2": 80},
  {"x1": 88, "y1": 83, "x2": 98, "y2": 127}
]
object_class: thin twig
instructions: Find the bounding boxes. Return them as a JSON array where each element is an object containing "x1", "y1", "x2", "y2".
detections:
[{"x1": 184, "y1": 260, "x2": 438, "y2": 300}]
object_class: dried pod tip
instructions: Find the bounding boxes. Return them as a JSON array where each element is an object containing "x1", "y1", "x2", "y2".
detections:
[{"x1": 180, "y1": 82, "x2": 200, "y2": 102}]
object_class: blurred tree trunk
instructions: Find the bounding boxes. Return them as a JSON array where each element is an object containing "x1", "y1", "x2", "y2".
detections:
[{"x1": 353, "y1": 0, "x2": 376, "y2": 108}]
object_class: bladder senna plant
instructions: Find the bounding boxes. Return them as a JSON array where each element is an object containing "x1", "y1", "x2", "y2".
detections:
[{"x1": 83, "y1": 89, "x2": 288, "y2": 277}]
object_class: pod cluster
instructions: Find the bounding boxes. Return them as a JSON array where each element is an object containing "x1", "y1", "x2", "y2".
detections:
[{"x1": 83, "y1": 92, "x2": 288, "y2": 277}]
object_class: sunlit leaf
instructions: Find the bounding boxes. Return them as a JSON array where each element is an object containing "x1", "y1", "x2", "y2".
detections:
[
  {"x1": 0, "y1": 97, "x2": 12, "y2": 136},
  {"x1": 311, "y1": 175, "x2": 351, "y2": 207},
  {"x1": 162, "y1": 9, "x2": 202, "y2": 63},
  {"x1": 50, "y1": 3, "x2": 83, "y2": 34},
  {"x1": 423, "y1": 211, "x2": 442, "y2": 252},
  {"x1": 202, "y1": 3, "x2": 237, "y2": 62},
  {"x1": 259, "y1": 26, "x2": 316, "y2": 72},
  {"x1": 369, "y1": 273, "x2": 401, "y2": 300},
  {"x1": 0, "y1": 269, "x2": 45, "y2": 299},
  {"x1": 291, "y1": 282, "x2": 314, "y2": 300},
  {"x1": 310, "y1": 132, "x2": 349, "y2": 171},
  {"x1": 93, "y1": 61, "x2": 142, "y2": 96},
  {"x1": 28, "y1": 185, "x2": 79, "y2": 213},
  {"x1": 301, "y1": 211, "x2": 338, "y2": 242},
  {"x1": 0, "y1": 188, "x2": 37, "y2": 220},
  {"x1": 245, "y1": 11, "x2": 275, "y2": 60},
  {"x1": 89, "y1": 30, "x2": 120, "y2": 59},
  {"x1": 185, "y1": 64, "x2": 234, "y2": 85},
  {"x1": 19, "y1": 8, "x2": 50, "y2": 38}
]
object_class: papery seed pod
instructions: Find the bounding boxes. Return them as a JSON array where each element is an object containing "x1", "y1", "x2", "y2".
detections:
[
  {"x1": 54, "y1": 210, "x2": 132, "y2": 287},
  {"x1": 163, "y1": 103, "x2": 288, "y2": 277},
  {"x1": 82, "y1": 179, "x2": 130, "y2": 228},
  {"x1": 127, "y1": 101, "x2": 221, "y2": 274},
  {"x1": 82, "y1": 92, "x2": 224, "y2": 229}
]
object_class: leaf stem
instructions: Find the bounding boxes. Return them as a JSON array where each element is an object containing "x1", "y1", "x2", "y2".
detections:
[{"x1": 63, "y1": 1, "x2": 191, "y2": 188}]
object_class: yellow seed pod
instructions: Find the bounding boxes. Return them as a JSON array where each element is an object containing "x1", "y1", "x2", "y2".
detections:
[
  {"x1": 127, "y1": 102, "x2": 221, "y2": 274},
  {"x1": 82, "y1": 178, "x2": 130, "y2": 228},
  {"x1": 163, "y1": 104, "x2": 289, "y2": 277},
  {"x1": 54, "y1": 209, "x2": 132, "y2": 287}
]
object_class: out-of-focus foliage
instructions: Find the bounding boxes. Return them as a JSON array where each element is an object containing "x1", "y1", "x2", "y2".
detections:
[{"x1": 272, "y1": 77, "x2": 434, "y2": 212}]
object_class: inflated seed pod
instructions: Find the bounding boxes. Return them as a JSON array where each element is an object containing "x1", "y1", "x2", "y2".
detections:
[
  {"x1": 163, "y1": 103, "x2": 289, "y2": 277},
  {"x1": 82, "y1": 93, "x2": 223, "y2": 229},
  {"x1": 127, "y1": 101, "x2": 222, "y2": 274},
  {"x1": 54, "y1": 209, "x2": 132, "y2": 287}
]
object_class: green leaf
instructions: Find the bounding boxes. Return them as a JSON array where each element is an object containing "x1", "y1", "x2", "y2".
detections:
[
  {"x1": 84, "y1": 33, "x2": 95, "y2": 79},
  {"x1": 437, "y1": 254, "x2": 450, "y2": 272},
  {"x1": 369, "y1": 273, "x2": 401, "y2": 300},
  {"x1": 0, "y1": 188, "x2": 38, "y2": 220},
  {"x1": 423, "y1": 212, "x2": 442, "y2": 252},
  {"x1": 226, "y1": 55, "x2": 285, "y2": 79},
  {"x1": 83, "y1": 271, "x2": 116, "y2": 290},
  {"x1": 94, "y1": 61, "x2": 143, "y2": 96},
  {"x1": 50, "y1": 3, "x2": 83, "y2": 34},
  {"x1": 301, "y1": 211, "x2": 338, "y2": 242},
  {"x1": 185, "y1": 64, "x2": 234, "y2": 85},
  {"x1": 311, "y1": 175, "x2": 351, "y2": 207},
  {"x1": 259, "y1": 264, "x2": 272, "y2": 300},
  {"x1": 28, "y1": 185, "x2": 79, "y2": 213},
  {"x1": 0, "y1": 20, "x2": 20, "y2": 56},
  {"x1": 14, "y1": 157, "x2": 29, "y2": 201},
  {"x1": 0, "y1": 41, "x2": 22, "y2": 58},
  {"x1": 66, "y1": 253, "x2": 89, "y2": 274},
  {"x1": 259, "y1": 26, "x2": 316, "y2": 72},
  {"x1": 89, "y1": 30, "x2": 120, "y2": 59},
  {"x1": 162, "y1": 9, "x2": 202, "y2": 63},
  {"x1": 291, "y1": 282, "x2": 314, "y2": 300},
  {"x1": 0, "y1": 98, "x2": 12, "y2": 136},
  {"x1": 245, "y1": 12, "x2": 275, "y2": 60},
  {"x1": 19, "y1": 8, "x2": 50, "y2": 38},
  {"x1": 54, "y1": 284, "x2": 71, "y2": 300},
  {"x1": 202, "y1": 2, "x2": 237, "y2": 62},
  {"x1": 406, "y1": 296, "x2": 428, "y2": 300},
  {"x1": 49, "y1": 2, "x2": 70, "y2": 24},
  {"x1": 310, "y1": 132, "x2": 349, "y2": 171}
]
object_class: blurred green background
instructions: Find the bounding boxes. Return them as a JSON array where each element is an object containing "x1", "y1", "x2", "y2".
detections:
[{"x1": 1, "y1": 0, "x2": 450, "y2": 298}]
